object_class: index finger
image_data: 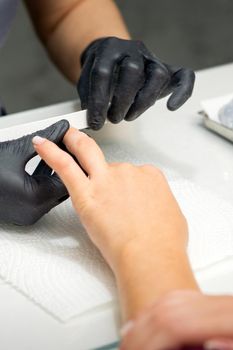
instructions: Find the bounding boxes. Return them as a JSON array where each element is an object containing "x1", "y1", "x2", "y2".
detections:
[
  {"x1": 88, "y1": 54, "x2": 117, "y2": 130},
  {"x1": 63, "y1": 128, "x2": 107, "y2": 177},
  {"x1": 33, "y1": 136, "x2": 89, "y2": 198},
  {"x1": 167, "y1": 68, "x2": 195, "y2": 111}
]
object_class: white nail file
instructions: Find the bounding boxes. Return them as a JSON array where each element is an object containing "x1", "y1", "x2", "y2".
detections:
[{"x1": 0, "y1": 109, "x2": 89, "y2": 141}]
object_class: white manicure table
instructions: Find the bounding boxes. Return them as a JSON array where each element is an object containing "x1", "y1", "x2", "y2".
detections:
[{"x1": 0, "y1": 63, "x2": 233, "y2": 350}]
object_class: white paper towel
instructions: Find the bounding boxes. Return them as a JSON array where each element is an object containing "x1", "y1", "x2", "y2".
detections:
[
  {"x1": 0, "y1": 144, "x2": 233, "y2": 322},
  {"x1": 0, "y1": 200, "x2": 116, "y2": 321},
  {"x1": 170, "y1": 180, "x2": 233, "y2": 270}
]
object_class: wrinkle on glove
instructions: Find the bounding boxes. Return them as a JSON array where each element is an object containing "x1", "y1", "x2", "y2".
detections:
[
  {"x1": 0, "y1": 119, "x2": 70, "y2": 225},
  {"x1": 77, "y1": 37, "x2": 195, "y2": 130}
]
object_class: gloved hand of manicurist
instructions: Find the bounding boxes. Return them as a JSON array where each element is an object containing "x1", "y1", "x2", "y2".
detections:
[
  {"x1": 78, "y1": 37, "x2": 195, "y2": 130},
  {"x1": 0, "y1": 120, "x2": 70, "y2": 225}
]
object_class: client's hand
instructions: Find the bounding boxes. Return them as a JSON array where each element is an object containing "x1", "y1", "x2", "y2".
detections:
[
  {"x1": 33, "y1": 128, "x2": 187, "y2": 270},
  {"x1": 120, "y1": 290, "x2": 233, "y2": 350},
  {"x1": 34, "y1": 128, "x2": 198, "y2": 319}
]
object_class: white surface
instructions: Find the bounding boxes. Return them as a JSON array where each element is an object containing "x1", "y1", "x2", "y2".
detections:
[
  {"x1": 170, "y1": 179, "x2": 233, "y2": 270},
  {"x1": 0, "y1": 63, "x2": 233, "y2": 349}
]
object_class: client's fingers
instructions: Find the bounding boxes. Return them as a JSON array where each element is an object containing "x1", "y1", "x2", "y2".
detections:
[
  {"x1": 63, "y1": 128, "x2": 107, "y2": 176},
  {"x1": 32, "y1": 136, "x2": 88, "y2": 197}
]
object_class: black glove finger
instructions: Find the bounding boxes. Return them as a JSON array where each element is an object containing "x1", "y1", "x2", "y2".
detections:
[
  {"x1": 51, "y1": 173, "x2": 69, "y2": 204},
  {"x1": 107, "y1": 56, "x2": 145, "y2": 124},
  {"x1": 87, "y1": 55, "x2": 119, "y2": 130},
  {"x1": 20, "y1": 119, "x2": 70, "y2": 165},
  {"x1": 45, "y1": 173, "x2": 69, "y2": 207},
  {"x1": 77, "y1": 52, "x2": 95, "y2": 109},
  {"x1": 26, "y1": 174, "x2": 69, "y2": 225},
  {"x1": 31, "y1": 141, "x2": 69, "y2": 207},
  {"x1": 32, "y1": 172, "x2": 69, "y2": 207},
  {"x1": 125, "y1": 61, "x2": 170, "y2": 121},
  {"x1": 33, "y1": 159, "x2": 52, "y2": 177},
  {"x1": 166, "y1": 68, "x2": 195, "y2": 111}
]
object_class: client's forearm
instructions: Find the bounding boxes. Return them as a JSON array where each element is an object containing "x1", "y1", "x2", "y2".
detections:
[
  {"x1": 25, "y1": 0, "x2": 130, "y2": 82},
  {"x1": 115, "y1": 242, "x2": 199, "y2": 321}
]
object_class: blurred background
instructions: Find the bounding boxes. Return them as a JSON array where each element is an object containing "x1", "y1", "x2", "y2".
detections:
[{"x1": 0, "y1": 0, "x2": 232, "y2": 114}]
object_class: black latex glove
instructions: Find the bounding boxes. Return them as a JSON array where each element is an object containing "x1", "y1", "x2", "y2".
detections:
[
  {"x1": 78, "y1": 37, "x2": 195, "y2": 130},
  {"x1": 0, "y1": 120, "x2": 70, "y2": 226}
]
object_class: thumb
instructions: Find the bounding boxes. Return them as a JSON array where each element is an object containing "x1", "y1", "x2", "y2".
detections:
[{"x1": 19, "y1": 120, "x2": 70, "y2": 165}]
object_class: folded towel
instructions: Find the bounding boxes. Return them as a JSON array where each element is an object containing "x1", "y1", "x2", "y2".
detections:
[{"x1": 0, "y1": 144, "x2": 232, "y2": 322}]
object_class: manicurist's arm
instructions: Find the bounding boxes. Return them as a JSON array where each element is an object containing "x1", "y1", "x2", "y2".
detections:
[
  {"x1": 33, "y1": 128, "x2": 198, "y2": 321},
  {"x1": 24, "y1": 0, "x2": 130, "y2": 82}
]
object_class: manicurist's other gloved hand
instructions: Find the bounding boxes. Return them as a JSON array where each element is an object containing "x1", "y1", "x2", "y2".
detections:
[
  {"x1": 78, "y1": 37, "x2": 195, "y2": 130},
  {"x1": 0, "y1": 120, "x2": 69, "y2": 225}
]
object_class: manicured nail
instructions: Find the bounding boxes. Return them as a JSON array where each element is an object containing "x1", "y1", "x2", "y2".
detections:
[
  {"x1": 32, "y1": 136, "x2": 46, "y2": 145},
  {"x1": 120, "y1": 321, "x2": 134, "y2": 337}
]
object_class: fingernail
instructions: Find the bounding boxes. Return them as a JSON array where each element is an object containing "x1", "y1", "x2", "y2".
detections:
[
  {"x1": 32, "y1": 136, "x2": 46, "y2": 145},
  {"x1": 120, "y1": 321, "x2": 134, "y2": 337}
]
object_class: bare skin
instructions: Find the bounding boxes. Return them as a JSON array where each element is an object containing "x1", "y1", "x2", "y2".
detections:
[
  {"x1": 120, "y1": 291, "x2": 233, "y2": 350},
  {"x1": 33, "y1": 130, "x2": 233, "y2": 347},
  {"x1": 33, "y1": 128, "x2": 198, "y2": 320},
  {"x1": 24, "y1": 0, "x2": 130, "y2": 82}
]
